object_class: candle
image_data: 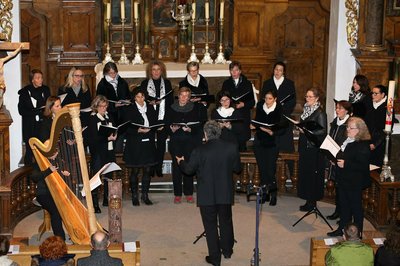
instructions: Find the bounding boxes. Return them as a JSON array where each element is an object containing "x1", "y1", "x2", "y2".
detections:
[
  {"x1": 220, "y1": 1, "x2": 224, "y2": 19},
  {"x1": 192, "y1": 2, "x2": 196, "y2": 20},
  {"x1": 106, "y1": 2, "x2": 111, "y2": 20},
  {"x1": 205, "y1": 2, "x2": 209, "y2": 19},
  {"x1": 385, "y1": 80, "x2": 395, "y2": 131},
  {"x1": 120, "y1": 0, "x2": 125, "y2": 20},
  {"x1": 134, "y1": 1, "x2": 139, "y2": 19}
]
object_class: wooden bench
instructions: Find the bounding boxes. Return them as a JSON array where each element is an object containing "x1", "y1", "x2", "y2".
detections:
[
  {"x1": 9, "y1": 241, "x2": 140, "y2": 266},
  {"x1": 310, "y1": 238, "x2": 379, "y2": 266}
]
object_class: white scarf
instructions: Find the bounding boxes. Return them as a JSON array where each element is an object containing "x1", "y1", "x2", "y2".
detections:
[
  {"x1": 187, "y1": 75, "x2": 200, "y2": 87},
  {"x1": 96, "y1": 112, "x2": 113, "y2": 150},
  {"x1": 136, "y1": 102, "x2": 149, "y2": 127},
  {"x1": 147, "y1": 78, "x2": 166, "y2": 120},
  {"x1": 300, "y1": 101, "x2": 320, "y2": 120},
  {"x1": 341, "y1": 137, "x2": 355, "y2": 151},
  {"x1": 336, "y1": 114, "x2": 350, "y2": 126},
  {"x1": 273, "y1": 76, "x2": 284, "y2": 89},
  {"x1": 105, "y1": 74, "x2": 119, "y2": 95},
  {"x1": 373, "y1": 96, "x2": 387, "y2": 109},
  {"x1": 263, "y1": 101, "x2": 276, "y2": 114},
  {"x1": 217, "y1": 107, "x2": 235, "y2": 118}
]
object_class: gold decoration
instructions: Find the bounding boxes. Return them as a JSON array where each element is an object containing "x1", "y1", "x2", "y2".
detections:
[
  {"x1": 345, "y1": 0, "x2": 359, "y2": 47},
  {"x1": 0, "y1": 0, "x2": 13, "y2": 41}
]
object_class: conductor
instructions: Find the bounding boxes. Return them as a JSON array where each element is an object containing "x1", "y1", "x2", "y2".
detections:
[{"x1": 176, "y1": 121, "x2": 242, "y2": 266}]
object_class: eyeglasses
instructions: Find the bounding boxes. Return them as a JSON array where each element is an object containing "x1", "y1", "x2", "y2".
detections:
[
  {"x1": 73, "y1": 74, "x2": 84, "y2": 78},
  {"x1": 346, "y1": 126, "x2": 358, "y2": 130},
  {"x1": 99, "y1": 104, "x2": 108, "y2": 108}
]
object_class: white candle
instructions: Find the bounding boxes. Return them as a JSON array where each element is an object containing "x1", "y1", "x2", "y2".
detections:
[
  {"x1": 205, "y1": 2, "x2": 209, "y2": 19},
  {"x1": 120, "y1": 0, "x2": 125, "y2": 20},
  {"x1": 192, "y1": 2, "x2": 196, "y2": 20},
  {"x1": 385, "y1": 80, "x2": 396, "y2": 131},
  {"x1": 134, "y1": 2, "x2": 139, "y2": 19},
  {"x1": 106, "y1": 2, "x2": 111, "y2": 20},
  {"x1": 220, "y1": 1, "x2": 224, "y2": 19}
]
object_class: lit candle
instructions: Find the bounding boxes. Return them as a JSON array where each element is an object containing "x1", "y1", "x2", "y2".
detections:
[
  {"x1": 134, "y1": 1, "x2": 139, "y2": 19},
  {"x1": 220, "y1": 1, "x2": 224, "y2": 19},
  {"x1": 120, "y1": 0, "x2": 125, "y2": 20},
  {"x1": 192, "y1": 2, "x2": 196, "y2": 20},
  {"x1": 106, "y1": 2, "x2": 111, "y2": 20},
  {"x1": 385, "y1": 80, "x2": 395, "y2": 131},
  {"x1": 205, "y1": 2, "x2": 209, "y2": 19}
]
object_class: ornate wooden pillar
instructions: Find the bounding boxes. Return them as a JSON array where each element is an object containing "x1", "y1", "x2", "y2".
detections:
[{"x1": 0, "y1": 108, "x2": 12, "y2": 184}]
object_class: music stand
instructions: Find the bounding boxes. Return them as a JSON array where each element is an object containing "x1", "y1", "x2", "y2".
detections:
[
  {"x1": 193, "y1": 228, "x2": 238, "y2": 245},
  {"x1": 292, "y1": 203, "x2": 333, "y2": 230}
]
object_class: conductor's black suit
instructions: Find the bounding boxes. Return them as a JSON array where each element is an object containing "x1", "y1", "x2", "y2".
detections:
[{"x1": 179, "y1": 138, "x2": 241, "y2": 265}]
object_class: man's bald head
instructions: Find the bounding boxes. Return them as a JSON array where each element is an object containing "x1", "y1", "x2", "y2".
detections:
[{"x1": 90, "y1": 231, "x2": 110, "y2": 250}]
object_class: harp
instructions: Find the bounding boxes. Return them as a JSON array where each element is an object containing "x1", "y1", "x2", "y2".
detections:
[{"x1": 29, "y1": 103, "x2": 102, "y2": 244}]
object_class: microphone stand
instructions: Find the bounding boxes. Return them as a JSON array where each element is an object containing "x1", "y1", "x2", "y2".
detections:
[{"x1": 251, "y1": 186, "x2": 262, "y2": 266}]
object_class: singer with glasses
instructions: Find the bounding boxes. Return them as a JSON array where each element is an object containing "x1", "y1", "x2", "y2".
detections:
[
  {"x1": 297, "y1": 88, "x2": 327, "y2": 212},
  {"x1": 327, "y1": 117, "x2": 371, "y2": 238}
]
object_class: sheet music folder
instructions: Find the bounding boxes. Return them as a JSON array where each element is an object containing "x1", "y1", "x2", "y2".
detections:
[
  {"x1": 98, "y1": 121, "x2": 130, "y2": 136},
  {"x1": 171, "y1": 121, "x2": 200, "y2": 127},
  {"x1": 251, "y1": 120, "x2": 277, "y2": 129},
  {"x1": 284, "y1": 115, "x2": 323, "y2": 146},
  {"x1": 191, "y1": 94, "x2": 215, "y2": 103},
  {"x1": 231, "y1": 91, "x2": 250, "y2": 103},
  {"x1": 146, "y1": 90, "x2": 172, "y2": 102},
  {"x1": 319, "y1": 135, "x2": 340, "y2": 162},
  {"x1": 130, "y1": 122, "x2": 165, "y2": 129}
]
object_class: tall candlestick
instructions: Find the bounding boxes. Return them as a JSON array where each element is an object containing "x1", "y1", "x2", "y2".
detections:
[
  {"x1": 120, "y1": 0, "x2": 125, "y2": 20},
  {"x1": 205, "y1": 2, "x2": 209, "y2": 19},
  {"x1": 220, "y1": 1, "x2": 224, "y2": 19},
  {"x1": 192, "y1": 2, "x2": 196, "y2": 20},
  {"x1": 385, "y1": 80, "x2": 395, "y2": 131},
  {"x1": 106, "y1": 2, "x2": 111, "y2": 20},
  {"x1": 134, "y1": 1, "x2": 139, "y2": 19}
]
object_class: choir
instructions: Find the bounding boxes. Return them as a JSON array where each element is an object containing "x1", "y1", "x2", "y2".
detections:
[{"x1": 22, "y1": 62, "x2": 394, "y2": 223}]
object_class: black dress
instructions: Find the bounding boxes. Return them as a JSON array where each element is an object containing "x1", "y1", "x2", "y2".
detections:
[
  {"x1": 210, "y1": 107, "x2": 241, "y2": 149},
  {"x1": 141, "y1": 78, "x2": 174, "y2": 174},
  {"x1": 297, "y1": 107, "x2": 327, "y2": 202},
  {"x1": 221, "y1": 75, "x2": 255, "y2": 151},
  {"x1": 167, "y1": 101, "x2": 205, "y2": 196},
  {"x1": 18, "y1": 84, "x2": 50, "y2": 165}
]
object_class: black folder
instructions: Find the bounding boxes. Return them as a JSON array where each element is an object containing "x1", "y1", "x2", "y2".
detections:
[
  {"x1": 191, "y1": 94, "x2": 216, "y2": 103},
  {"x1": 171, "y1": 121, "x2": 201, "y2": 127},
  {"x1": 146, "y1": 90, "x2": 172, "y2": 102},
  {"x1": 251, "y1": 120, "x2": 277, "y2": 129},
  {"x1": 130, "y1": 122, "x2": 165, "y2": 129},
  {"x1": 231, "y1": 91, "x2": 250, "y2": 103}
]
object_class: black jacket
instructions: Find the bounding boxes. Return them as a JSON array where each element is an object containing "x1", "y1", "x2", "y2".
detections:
[
  {"x1": 179, "y1": 139, "x2": 242, "y2": 206},
  {"x1": 261, "y1": 77, "x2": 296, "y2": 116},
  {"x1": 77, "y1": 250, "x2": 123, "y2": 266},
  {"x1": 300, "y1": 107, "x2": 327, "y2": 148}
]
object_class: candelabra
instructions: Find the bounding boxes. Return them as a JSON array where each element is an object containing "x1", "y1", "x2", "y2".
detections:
[
  {"x1": 171, "y1": 4, "x2": 192, "y2": 30},
  {"x1": 118, "y1": 18, "x2": 130, "y2": 65},
  {"x1": 103, "y1": 18, "x2": 114, "y2": 64},
  {"x1": 188, "y1": 17, "x2": 199, "y2": 63},
  {"x1": 215, "y1": 17, "x2": 226, "y2": 64},
  {"x1": 201, "y1": 18, "x2": 213, "y2": 64},
  {"x1": 380, "y1": 130, "x2": 395, "y2": 182},
  {"x1": 132, "y1": 18, "x2": 144, "y2": 65}
]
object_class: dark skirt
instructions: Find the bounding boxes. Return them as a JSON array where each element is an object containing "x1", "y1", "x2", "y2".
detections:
[
  {"x1": 123, "y1": 135, "x2": 157, "y2": 168},
  {"x1": 297, "y1": 135, "x2": 325, "y2": 201}
]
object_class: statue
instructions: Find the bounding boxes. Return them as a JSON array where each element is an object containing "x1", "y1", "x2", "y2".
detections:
[{"x1": 0, "y1": 43, "x2": 23, "y2": 109}]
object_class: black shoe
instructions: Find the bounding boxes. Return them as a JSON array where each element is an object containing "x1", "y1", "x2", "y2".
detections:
[
  {"x1": 205, "y1": 256, "x2": 220, "y2": 266},
  {"x1": 141, "y1": 194, "x2": 153, "y2": 205},
  {"x1": 155, "y1": 166, "x2": 163, "y2": 177},
  {"x1": 327, "y1": 212, "x2": 339, "y2": 220},
  {"x1": 132, "y1": 193, "x2": 140, "y2": 206},
  {"x1": 222, "y1": 251, "x2": 232, "y2": 259},
  {"x1": 102, "y1": 200, "x2": 108, "y2": 207},
  {"x1": 327, "y1": 229, "x2": 343, "y2": 237},
  {"x1": 299, "y1": 201, "x2": 315, "y2": 212},
  {"x1": 94, "y1": 206, "x2": 101, "y2": 213}
]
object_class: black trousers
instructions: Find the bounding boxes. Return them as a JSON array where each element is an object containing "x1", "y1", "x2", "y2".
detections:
[
  {"x1": 253, "y1": 143, "x2": 279, "y2": 188},
  {"x1": 338, "y1": 187, "x2": 364, "y2": 234},
  {"x1": 200, "y1": 204, "x2": 234, "y2": 264},
  {"x1": 171, "y1": 156, "x2": 193, "y2": 196},
  {"x1": 37, "y1": 194, "x2": 65, "y2": 240}
]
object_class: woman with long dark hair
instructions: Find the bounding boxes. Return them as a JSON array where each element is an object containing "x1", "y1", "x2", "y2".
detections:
[{"x1": 348, "y1": 74, "x2": 371, "y2": 118}]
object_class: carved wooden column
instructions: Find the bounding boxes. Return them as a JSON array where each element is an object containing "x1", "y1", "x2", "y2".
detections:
[{"x1": 0, "y1": 108, "x2": 12, "y2": 184}]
